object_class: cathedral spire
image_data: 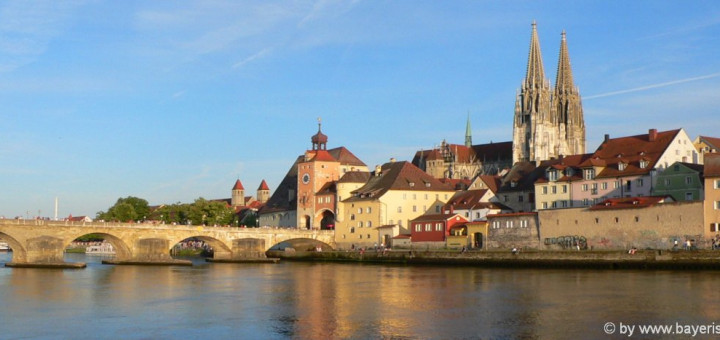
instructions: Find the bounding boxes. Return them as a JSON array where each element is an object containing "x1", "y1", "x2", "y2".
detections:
[
  {"x1": 555, "y1": 30, "x2": 574, "y2": 93},
  {"x1": 525, "y1": 21, "x2": 545, "y2": 87},
  {"x1": 465, "y1": 112, "x2": 472, "y2": 147}
]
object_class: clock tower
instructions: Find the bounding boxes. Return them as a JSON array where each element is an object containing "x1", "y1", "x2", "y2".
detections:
[{"x1": 296, "y1": 119, "x2": 342, "y2": 229}]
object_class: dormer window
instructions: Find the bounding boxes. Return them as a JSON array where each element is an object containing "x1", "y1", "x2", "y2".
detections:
[
  {"x1": 511, "y1": 181, "x2": 517, "y2": 188},
  {"x1": 565, "y1": 168, "x2": 574, "y2": 177},
  {"x1": 425, "y1": 182, "x2": 431, "y2": 188},
  {"x1": 639, "y1": 160, "x2": 648, "y2": 169},
  {"x1": 618, "y1": 162, "x2": 627, "y2": 171},
  {"x1": 584, "y1": 169, "x2": 595, "y2": 180},
  {"x1": 547, "y1": 169, "x2": 558, "y2": 181},
  {"x1": 409, "y1": 182, "x2": 415, "y2": 187}
]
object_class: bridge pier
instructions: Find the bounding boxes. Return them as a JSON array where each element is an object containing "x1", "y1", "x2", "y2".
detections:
[
  {"x1": 103, "y1": 238, "x2": 191, "y2": 266},
  {"x1": 206, "y1": 238, "x2": 279, "y2": 263},
  {"x1": 5, "y1": 236, "x2": 87, "y2": 269}
]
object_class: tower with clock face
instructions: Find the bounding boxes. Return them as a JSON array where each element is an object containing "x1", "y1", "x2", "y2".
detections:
[{"x1": 296, "y1": 119, "x2": 342, "y2": 230}]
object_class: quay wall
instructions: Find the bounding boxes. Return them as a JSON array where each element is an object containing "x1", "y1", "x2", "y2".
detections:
[{"x1": 269, "y1": 249, "x2": 720, "y2": 270}]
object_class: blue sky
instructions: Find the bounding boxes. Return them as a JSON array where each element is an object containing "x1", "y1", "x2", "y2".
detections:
[{"x1": 1, "y1": 1, "x2": 719, "y2": 218}]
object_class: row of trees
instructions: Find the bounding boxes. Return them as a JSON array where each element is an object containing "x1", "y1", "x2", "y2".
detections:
[{"x1": 96, "y1": 196, "x2": 259, "y2": 227}]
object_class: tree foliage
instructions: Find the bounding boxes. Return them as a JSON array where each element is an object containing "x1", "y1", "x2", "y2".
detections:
[{"x1": 96, "y1": 196, "x2": 150, "y2": 222}]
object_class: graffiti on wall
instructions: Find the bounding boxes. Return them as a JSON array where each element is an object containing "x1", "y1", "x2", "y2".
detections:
[{"x1": 544, "y1": 235, "x2": 587, "y2": 250}]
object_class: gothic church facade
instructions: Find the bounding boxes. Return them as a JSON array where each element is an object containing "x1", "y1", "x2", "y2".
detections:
[{"x1": 512, "y1": 22, "x2": 586, "y2": 164}]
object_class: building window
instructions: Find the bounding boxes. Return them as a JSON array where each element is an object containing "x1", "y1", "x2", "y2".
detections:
[
  {"x1": 435, "y1": 223, "x2": 442, "y2": 231},
  {"x1": 636, "y1": 179, "x2": 644, "y2": 187},
  {"x1": 583, "y1": 198, "x2": 589, "y2": 206},
  {"x1": 351, "y1": 214, "x2": 355, "y2": 221},
  {"x1": 415, "y1": 224, "x2": 420, "y2": 232},
  {"x1": 618, "y1": 163, "x2": 627, "y2": 171},
  {"x1": 615, "y1": 217, "x2": 619, "y2": 223},
  {"x1": 358, "y1": 208, "x2": 362, "y2": 214},
  {"x1": 542, "y1": 186, "x2": 548, "y2": 195},
  {"x1": 685, "y1": 192, "x2": 693, "y2": 201},
  {"x1": 367, "y1": 207, "x2": 372, "y2": 213},
  {"x1": 591, "y1": 183, "x2": 598, "y2": 195},
  {"x1": 626, "y1": 180, "x2": 632, "y2": 191},
  {"x1": 614, "y1": 181, "x2": 620, "y2": 189},
  {"x1": 519, "y1": 195, "x2": 524, "y2": 202},
  {"x1": 582, "y1": 184, "x2": 588, "y2": 192},
  {"x1": 715, "y1": 179, "x2": 720, "y2": 189},
  {"x1": 425, "y1": 223, "x2": 431, "y2": 231},
  {"x1": 435, "y1": 206, "x2": 440, "y2": 213},
  {"x1": 715, "y1": 201, "x2": 720, "y2": 210},
  {"x1": 351, "y1": 227, "x2": 355, "y2": 233},
  {"x1": 503, "y1": 195, "x2": 508, "y2": 202},
  {"x1": 367, "y1": 221, "x2": 372, "y2": 227},
  {"x1": 551, "y1": 201, "x2": 557, "y2": 208},
  {"x1": 562, "y1": 185, "x2": 567, "y2": 193},
  {"x1": 595, "y1": 218, "x2": 600, "y2": 224},
  {"x1": 584, "y1": 169, "x2": 595, "y2": 180},
  {"x1": 397, "y1": 206, "x2": 402, "y2": 213},
  {"x1": 412, "y1": 205, "x2": 417, "y2": 212},
  {"x1": 601, "y1": 182, "x2": 607, "y2": 190},
  {"x1": 542, "y1": 202, "x2": 548, "y2": 209},
  {"x1": 359, "y1": 221, "x2": 364, "y2": 227},
  {"x1": 367, "y1": 234, "x2": 370, "y2": 239},
  {"x1": 635, "y1": 216, "x2": 640, "y2": 222},
  {"x1": 685, "y1": 176, "x2": 692, "y2": 185},
  {"x1": 711, "y1": 223, "x2": 720, "y2": 232},
  {"x1": 665, "y1": 179, "x2": 671, "y2": 186},
  {"x1": 561, "y1": 201, "x2": 567, "y2": 208},
  {"x1": 552, "y1": 186, "x2": 557, "y2": 194},
  {"x1": 640, "y1": 160, "x2": 648, "y2": 168}
]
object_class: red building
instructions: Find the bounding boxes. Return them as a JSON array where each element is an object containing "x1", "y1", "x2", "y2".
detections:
[{"x1": 410, "y1": 213, "x2": 469, "y2": 247}]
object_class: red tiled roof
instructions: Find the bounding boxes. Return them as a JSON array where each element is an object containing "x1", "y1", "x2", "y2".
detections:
[
  {"x1": 592, "y1": 129, "x2": 680, "y2": 178},
  {"x1": 346, "y1": 161, "x2": 453, "y2": 201},
  {"x1": 412, "y1": 142, "x2": 512, "y2": 166},
  {"x1": 232, "y1": 179, "x2": 244, "y2": 190},
  {"x1": 444, "y1": 189, "x2": 489, "y2": 210},
  {"x1": 589, "y1": 196, "x2": 673, "y2": 210},
  {"x1": 486, "y1": 212, "x2": 538, "y2": 218},
  {"x1": 311, "y1": 150, "x2": 336, "y2": 162},
  {"x1": 477, "y1": 175, "x2": 502, "y2": 193},
  {"x1": 258, "y1": 180, "x2": 270, "y2": 191},
  {"x1": 439, "y1": 178, "x2": 471, "y2": 190},
  {"x1": 704, "y1": 153, "x2": 720, "y2": 177},
  {"x1": 698, "y1": 136, "x2": 720, "y2": 150},
  {"x1": 410, "y1": 213, "x2": 468, "y2": 223}
]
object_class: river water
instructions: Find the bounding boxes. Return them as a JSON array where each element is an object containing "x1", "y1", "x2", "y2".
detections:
[{"x1": 1, "y1": 252, "x2": 719, "y2": 339}]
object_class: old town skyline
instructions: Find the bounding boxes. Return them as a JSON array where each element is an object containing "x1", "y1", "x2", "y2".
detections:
[{"x1": 1, "y1": 1, "x2": 719, "y2": 218}]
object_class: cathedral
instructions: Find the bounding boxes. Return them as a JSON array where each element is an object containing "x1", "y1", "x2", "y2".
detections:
[{"x1": 512, "y1": 22, "x2": 586, "y2": 164}]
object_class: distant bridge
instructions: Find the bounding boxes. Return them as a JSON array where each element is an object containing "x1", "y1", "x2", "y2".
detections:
[{"x1": 0, "y1": 219, "x2": 335, "y2": 267}]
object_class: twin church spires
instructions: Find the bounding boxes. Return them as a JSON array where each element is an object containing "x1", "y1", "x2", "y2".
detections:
[{"x1": 512, "y1": 22, "x2": 586, "y2": 164}]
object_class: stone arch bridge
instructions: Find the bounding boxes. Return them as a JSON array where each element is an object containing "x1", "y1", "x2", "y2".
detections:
[{"x1": 0, "y1": 219, "x2": 335, "y2": 267}]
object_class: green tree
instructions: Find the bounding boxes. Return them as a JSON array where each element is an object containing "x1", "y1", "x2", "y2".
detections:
[
  {"x1": 188, "y1": 198, "x2": 235, "y2": 226},
  {"x1": 96, "y1": 196, "x2": 150, "y2": 222}
]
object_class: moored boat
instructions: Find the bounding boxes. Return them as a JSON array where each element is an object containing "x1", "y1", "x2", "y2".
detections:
[{"x1": 85, "y1": 242, "x2": 115, "y2": 255}]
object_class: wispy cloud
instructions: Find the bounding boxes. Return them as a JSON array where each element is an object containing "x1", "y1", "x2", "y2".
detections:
[
  {"x1": 0, "y1": 2, "x2": 83, "y2": 72},
  {"x1": 585, "y1": 72, "x2": 720, "y2": 100},
  {"x1": 233, "y1": 48, "x2": 272, "y2": 69}
]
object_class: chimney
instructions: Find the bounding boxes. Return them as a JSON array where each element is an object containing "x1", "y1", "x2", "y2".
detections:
[
  {"x1": 390, "y1": 157, "x2": 396, "y2": 163},
  {"x1": 374, "y1": 165, "x2": 382, "y2": 176},
  {"x1": 648, "y1": 128, "x2": 658, "y2": 142},
  {"x1": 604, "y1": 134, "x2": 610, "y2": 143}
]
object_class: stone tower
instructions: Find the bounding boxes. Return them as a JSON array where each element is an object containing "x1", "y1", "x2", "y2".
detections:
[
  {"x1": 553, "y1": 31, "x2": 586, "y2": 157},
  {"x1": 512, "y1": 22, "x2": 585, "y2": 164},
  {"x1": 257, "y1": 180, "x2": 270, "y2": 204},
  {"x1": 231, "y1": 179, "x2": 245, "y2": 207}
]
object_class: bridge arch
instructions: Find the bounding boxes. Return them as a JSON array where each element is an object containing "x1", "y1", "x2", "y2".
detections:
[
  {"x1": 0, "y1": 232, "x2": 26, "y2": 262},
  {"x1": 167, "y1": 235, "x2": 232, "y2": 259},
  {"x1": 66, "y1": 232, "x2": 133, "y2": 261},
  {"x1": 269, "y1": 237, "x2": 334, "y2": 252}
]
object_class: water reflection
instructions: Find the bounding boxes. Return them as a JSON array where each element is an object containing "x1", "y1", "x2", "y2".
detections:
[{"x1": 1, "y1": 253, "x2": 720, "y2": 339}]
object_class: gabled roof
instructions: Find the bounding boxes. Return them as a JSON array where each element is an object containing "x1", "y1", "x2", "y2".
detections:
[
  {"x1": 704, "y1": 153, "x2": 720, "y2": 177},
  {"x1": 316, "y1": 181, "x2": 336, "y2": 195},
  {"x1": 328, "y1": 146, "x2": 366, "y2": 167},
  {"x1": 346, "y1": 161, "x2": 453, "y2": 201},
  {"x1": 592, "y1": 129, "x2": 680, "y2": 178},
  {"x1": 444, "y1": 189, "x2": 489, "y2": 210},
  {"x1": 258, "y1": 156, "x2": 301, "y2": 214},
  {"x1": 310, "y1": 150, "x2": 336, "y2": 162},
  {"x1": 475, "y1": 175, "x2": 502, "y2": 193},
  {"x1": 536, "y1": 153, "x2": 593, "y2": 183},
  {"x1": 338, "y1": 171, "x2": 371, "y2": 183},
  {"x1": 439, "y1": 178, "x2": 471, "y2": 190},
  {"x1": 589, "y1": 196, "x2": 674, "y2": 210},
  {"x1": 410, "y1": 213, "x2": 468, "y2": 223},
  {"x1": 697, "y1": 136, "x2": 720, "y2": 150},
  {"x1": 498, "y1": 161, "x2": 541, "y2": 192}
]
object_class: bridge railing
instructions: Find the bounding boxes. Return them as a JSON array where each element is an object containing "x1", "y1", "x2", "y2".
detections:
[{"x1": 0, "y1": 218, "x2": 335, "y2": 234}]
